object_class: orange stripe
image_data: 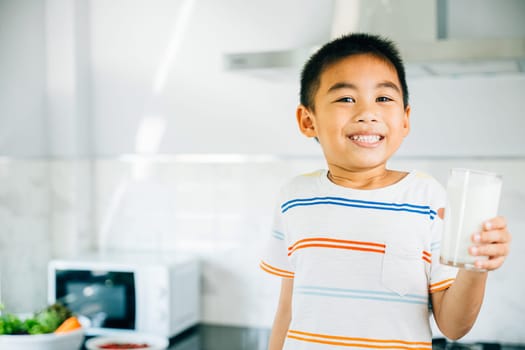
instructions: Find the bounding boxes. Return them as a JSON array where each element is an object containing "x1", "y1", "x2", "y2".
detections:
[
  {"x1": 430, "y1": 286, "x2": 450, "y2": 294},
  {"x1": 260, "y1": 260, "x2": 294, "y2": 275},
  {"x1": 288, "y1": 243, "x2": 385, "y2": 256},
  {"x1": 429, "y1": 279, "x2": 455, "y2": 293},
  {"x1": 288, "y1": 330, "x2": 431, "y2": 346},
  {"x1": 288, "y1": 237, "x2": 385, "y2": 251},
  {"x1": 422, "y1": 256, "x2": 432, "y2": 264},
  {"x1": 422, "y1": 250, "x2": 431, "y2": 258},
  {"x1": 259, "y1": 261, "x2": 294, "y2": 278},
  {"x1": 260, "y1": 264, "x2": 294, "y2": 278},
  {"x1": 260, "y1": 261, "x2": 294, "y2": 276},
  {"x1": 430, "y1": 284, "x2": 452, "y2": 293},
  {"x1": 430, "y1": 278, "x2": 455, "y2": 289},
  {"x1": 287, "y1": 335, "x2": 431, "y2": 349}
]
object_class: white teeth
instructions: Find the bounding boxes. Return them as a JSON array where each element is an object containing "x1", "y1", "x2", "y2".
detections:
[{"x1": 350, "y1": 135, "x2": 381, "y2": 143}]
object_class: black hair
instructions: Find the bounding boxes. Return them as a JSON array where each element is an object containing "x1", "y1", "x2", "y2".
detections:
[{"x1": 300, "y1": 33, "x2": 409, "y2": 111}]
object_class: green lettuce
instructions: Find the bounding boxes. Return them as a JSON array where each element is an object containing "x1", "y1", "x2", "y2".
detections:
[{"x1": 0, "y1": 303, "x2": 72, "y2": 335}]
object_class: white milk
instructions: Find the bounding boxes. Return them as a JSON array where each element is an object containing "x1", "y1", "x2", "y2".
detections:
[{"x1": 440, "y1": 169, "x2": 502, "y2": 269}]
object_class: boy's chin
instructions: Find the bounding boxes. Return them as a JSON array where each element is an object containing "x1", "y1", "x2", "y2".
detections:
[{"x1": 345, "y1": 154, "x2": 390, "y2": 168}]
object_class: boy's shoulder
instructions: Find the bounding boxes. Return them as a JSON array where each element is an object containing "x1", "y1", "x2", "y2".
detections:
[
  {"x1": 289, "y1": 169, "x2": 325, "y2": 183},
  {"x1": 278, "y1": 169, "x2": 325, "y2": 196},
  {"x1": 409, "y1": 170, "x2": 444, "y2": 188},
  {"x1": 405, "y1": 170, "x2": 447, "y2": 205}
]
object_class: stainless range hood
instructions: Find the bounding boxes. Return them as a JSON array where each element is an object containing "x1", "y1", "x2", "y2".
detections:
[{"x1": 224, "y1": 0, "x2": 525, "y2": 77}]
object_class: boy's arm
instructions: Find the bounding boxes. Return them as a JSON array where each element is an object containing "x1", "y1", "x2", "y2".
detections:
[
  {"x1": 431, "y1": 270, "x2": 487, "y2": 339},
  {"x1": 431, "y1": 216, "x2": 511, "y2": 340},
  {"x1": 269, "y1": 278, "x2": 294, "y2": 350}
]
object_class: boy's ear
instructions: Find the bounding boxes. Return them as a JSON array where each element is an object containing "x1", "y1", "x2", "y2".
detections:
[
  {"x1": 402, "y1": 105, "x2": 411, "y2": 137},
  {"x1": 296, "y1": 105, "x2": 317, "y2": 138}
]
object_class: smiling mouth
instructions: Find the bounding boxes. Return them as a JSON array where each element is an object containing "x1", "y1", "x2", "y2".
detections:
[{"x1": 349, "y1": 134, "x2": 384, "y2": 143}]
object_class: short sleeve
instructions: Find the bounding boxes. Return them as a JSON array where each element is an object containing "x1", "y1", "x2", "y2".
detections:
[
  {"x1": 259, "y1": 192, "x2": 295, "y2": 279},
  {"x1": 428, "y1": 182, "x2": 458, "y2": 293}
]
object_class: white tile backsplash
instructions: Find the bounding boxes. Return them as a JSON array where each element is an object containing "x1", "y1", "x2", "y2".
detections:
[
  {"x1": 0, "y1": 159, "x2": 93, "y2": 313},
  {"x1": 0, "y1": 160, "x2": 50, "y2": 312},
  {"x1": 0, "y1": 157, "x2": 523, "y2": 343}
]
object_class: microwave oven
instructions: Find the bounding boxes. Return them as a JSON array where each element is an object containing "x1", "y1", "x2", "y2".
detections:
[{"x1": 48, "y1": 253, "x2": 200, "y2": 338}]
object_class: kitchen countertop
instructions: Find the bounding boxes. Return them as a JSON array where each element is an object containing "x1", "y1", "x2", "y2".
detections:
[
  {"x1": 80, "y1": 325, "x2": 270, "y2": 350},
  {"x1": 167, "y1": 325, "x2": 269, "y2": 350}
]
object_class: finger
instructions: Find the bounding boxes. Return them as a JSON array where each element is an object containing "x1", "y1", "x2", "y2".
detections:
[
  {"x1": 472, "y1": 229, "x2": 512, "y2": 244},
  {"x1": 474, "y1": 256, "x2": 506, "y2": 271},
  {"x1": 483, "y1": 216, "x2": 507, "y2": 231},
  {"x1": 469, "y1": 243, "x2": 510, "y2": 258}
]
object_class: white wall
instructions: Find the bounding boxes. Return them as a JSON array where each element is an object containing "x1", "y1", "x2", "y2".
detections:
[
  {"x1": 447, "y1": 0, "x2": 525, "y2": 39},
  {"x1": 401, "y1": 74, "x2": 525, "y2": 157},
  {"x1": 90, "y1": 0, "x2": 330, "y2": 156},
  {"x1": 0, "y1": 0, "x2": 47, "y2": 156},
  {"x1": 0, "y1": 0, "x2": 93, "y2": 157},
  {"x1": 45, "y1": 0, "x2": 93, "y2": 157}
]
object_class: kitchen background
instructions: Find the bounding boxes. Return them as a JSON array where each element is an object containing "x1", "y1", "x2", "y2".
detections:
[{"x1": 1, "y1": 0, "x2": 524, "y2": 346}]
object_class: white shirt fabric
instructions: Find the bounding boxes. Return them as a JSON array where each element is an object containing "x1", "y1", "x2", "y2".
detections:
[{"x1": 261, "y1": 169, "x2": 458, "y2": 350}]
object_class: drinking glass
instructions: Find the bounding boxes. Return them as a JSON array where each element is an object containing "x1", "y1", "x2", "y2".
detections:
[{"x1": 440, "y1": 168, "x2": 502, "y2": 270}]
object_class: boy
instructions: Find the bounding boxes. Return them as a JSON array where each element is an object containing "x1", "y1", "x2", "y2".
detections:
[{"x1": 260, "y1": 33, "x2": 511, "y2": 350}]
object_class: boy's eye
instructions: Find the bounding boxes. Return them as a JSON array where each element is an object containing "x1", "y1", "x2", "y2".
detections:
[
  {"x1": 336, "y1": 97, "x2": 355, "y2": 103},
  {"x1": 377, "y1": 96, "x2": 393, "y2": 102}
]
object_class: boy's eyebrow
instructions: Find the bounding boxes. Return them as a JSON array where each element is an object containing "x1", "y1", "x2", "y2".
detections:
[
  {"x1": 376, "y1": 81, "x2": 401, "y2": 93},
  {"x1": 326, "y1": 81, "x2": 401, "y2": 94},
  {"x1": 327, "y1": 82, "x2": 357, "y2": 93}
]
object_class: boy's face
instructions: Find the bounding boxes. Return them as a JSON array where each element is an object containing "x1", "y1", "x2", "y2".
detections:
[{"x1": 297, "y1": 53, "x2": 410, "y2": 173}]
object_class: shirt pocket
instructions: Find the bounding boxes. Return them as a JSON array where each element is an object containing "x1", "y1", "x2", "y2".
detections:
[{"x1": 381, "y1": 243, "x2": 421, "y2": 296}]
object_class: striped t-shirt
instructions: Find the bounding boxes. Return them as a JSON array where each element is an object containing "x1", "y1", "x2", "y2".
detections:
[{"x1": 261, "y1": 169, "x2": 457, "y2": 350}]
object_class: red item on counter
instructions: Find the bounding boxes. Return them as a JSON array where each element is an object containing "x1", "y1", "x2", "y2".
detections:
[{"x1": 98, "y1": 343, "x2": 150, "y2": 349}]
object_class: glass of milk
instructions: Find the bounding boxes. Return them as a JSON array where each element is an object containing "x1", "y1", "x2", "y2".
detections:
[{"x1": 440, "y1": 168, "x2": 502, "y2": 270}]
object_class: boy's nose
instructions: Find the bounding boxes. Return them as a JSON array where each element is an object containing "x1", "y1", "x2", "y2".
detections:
[{"x1": 354, "y1": 112, "x2": 379, "y2": 123}]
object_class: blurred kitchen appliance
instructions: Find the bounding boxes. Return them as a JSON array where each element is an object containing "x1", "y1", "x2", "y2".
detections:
[
  {"x1": 224, "y1": 0, "x2": 525, "y2": 76},
  {"x1": 48, "y1": 252, "x2": 200, "y2": 339}
]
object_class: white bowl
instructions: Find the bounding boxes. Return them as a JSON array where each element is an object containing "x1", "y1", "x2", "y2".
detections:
[
  {"x1": 0, "y1": 328, "x2": 84, "y2": 350},
  {"x1": 85, "y1": 333, "x2": 169, "y2": 350}
]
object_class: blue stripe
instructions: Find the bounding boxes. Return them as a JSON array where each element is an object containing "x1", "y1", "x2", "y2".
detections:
[
  {"x1": 296, "y1": 291, "x2": 427, "y2": 305},
  {"x1": 281, "y1": 197, "x2": 432, "y2": 211},
  {"x1": 282, "y1": 201, "x2": 434, "y2": 217},
  {"x1": 296, "y1": 286, "x2": 427, "y2": 301},
  {"x1": 281, "y1": 197, "x2": 436, "y2": 219},
  {"x1": 272, "y1": 230, "x2": 285, "y2": 240}
]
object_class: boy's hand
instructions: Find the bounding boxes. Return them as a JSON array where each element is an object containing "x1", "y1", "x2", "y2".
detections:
[{"x1": 469, "y1": 216, "x2": 511, "y2": 271}]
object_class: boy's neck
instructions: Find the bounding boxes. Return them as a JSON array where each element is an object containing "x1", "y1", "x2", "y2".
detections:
[{"x1": 326, "y1": 165, "x2": 408, "y2": 190}]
